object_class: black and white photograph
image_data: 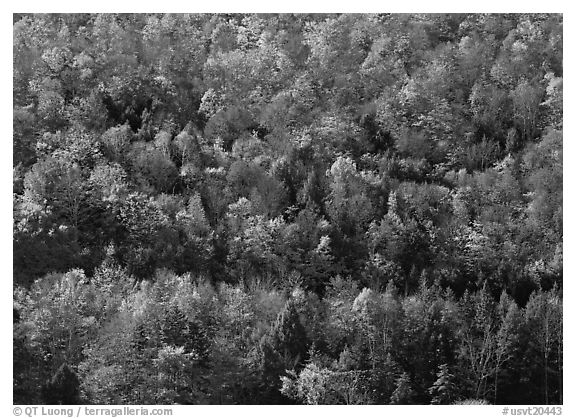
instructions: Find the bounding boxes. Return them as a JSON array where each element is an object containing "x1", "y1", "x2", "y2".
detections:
[{"x1": 11, "y1": 9, "x2": 564, "y2": 410}]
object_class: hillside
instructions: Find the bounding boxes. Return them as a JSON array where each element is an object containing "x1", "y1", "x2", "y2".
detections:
[{"x1": 13, "y1": 13, "x2": 562, "y2": 405}]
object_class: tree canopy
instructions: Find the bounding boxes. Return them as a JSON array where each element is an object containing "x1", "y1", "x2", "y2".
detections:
[{"x1": 14, "y1": 13, "x2": 562, "y2": 405}]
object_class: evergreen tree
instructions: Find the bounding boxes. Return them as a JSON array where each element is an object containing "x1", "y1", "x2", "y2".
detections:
[
  {"x1": 41, "y1": 364, "x2": 81, "y2": 405},
  {"x1": 390, "y1": 372, "x2": 416, "y2": 405},
  {"x1": 429, "y1": 364, "x2": 457, "y2": 405},
  {"x1": 256, "y1": 297, "x2": 309, "y2": 402}
]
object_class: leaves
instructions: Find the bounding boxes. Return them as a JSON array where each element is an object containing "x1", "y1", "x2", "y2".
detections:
[{"x1": 13, "y1": 13, "x2": 562, "y2": 405}]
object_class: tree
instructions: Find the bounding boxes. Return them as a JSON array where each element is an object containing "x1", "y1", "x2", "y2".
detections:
[
  {"x1": 457, "y1": 285, "x2": 497, "y2": 400},
  {"x1": 351, "y1": 287, "x2": 400, "y2": 371},
  {"x1": 429, "y1": 364, "x2": 457, "y2": 405},
  {"x1": 101, "y1": 124, "x2": 133, "y2": 163},
  {"x1": 41, "y1": 364, "x2": 81, "y2": 405},
  {"x1": 390, "y1": 372, "x2": 416, "y2": 404},
  {"x1": 510, "y1": 80, "x2": 543, "y2": 142},
  {"x1": 160, "y1": 305, "x2": 210, "y2": 365},
  {"x1": 525, "y1": 287, "x2": 562, "y2": 404},
  {"x1": 541, "y1": 73, "x2": 562, "y2": 129},
  {"x1": 255, "y1": 297, "x2": 309, "y2": 402},
  {"x1": 268, "y1": 297, "x2": 309, "y2": 364},
  {"x1": 128, "y1": 141, "x2": 178, "y2": 193},
  {"x1": 17, "y1": 270, "x2": 100, "y2": 375},
  {"x1": 493, "y1": 292, "x2": 521, "y2": 403},
  {"x1": 152, "y1": 346, "x2": 203, "y2": 404},
  {"x1": 326, "y1": 156, "x2": 375, "y2": 236}
]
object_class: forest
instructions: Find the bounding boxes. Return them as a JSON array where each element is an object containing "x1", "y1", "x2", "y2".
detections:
[{"x1": 13, "y1": 13, "x2": 562, "y2": 405}]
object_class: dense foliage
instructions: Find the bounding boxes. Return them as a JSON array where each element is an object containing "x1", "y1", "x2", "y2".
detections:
[{"x1": 13, "y1": 13, "x2": 562, "y2": 405}]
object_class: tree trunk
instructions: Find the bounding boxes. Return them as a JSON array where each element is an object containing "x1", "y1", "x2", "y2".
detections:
[
  {"x1": 544, "y1": 351, "x2": 549, "y2": 404},
  {"x1": 494, "y1": 369, "x2": 498, "y2": 404}
]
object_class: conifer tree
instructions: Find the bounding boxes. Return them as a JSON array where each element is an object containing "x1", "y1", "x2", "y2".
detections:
[
  {"x1": 429, "y1": 364, "x2": 457, "y2": 405},
  {"x1": 390, "y1": 372, "x2": 416, "y2": 405},
  {"x1": 41, "y1": 364, "x2": 81, "y2": 405}
]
